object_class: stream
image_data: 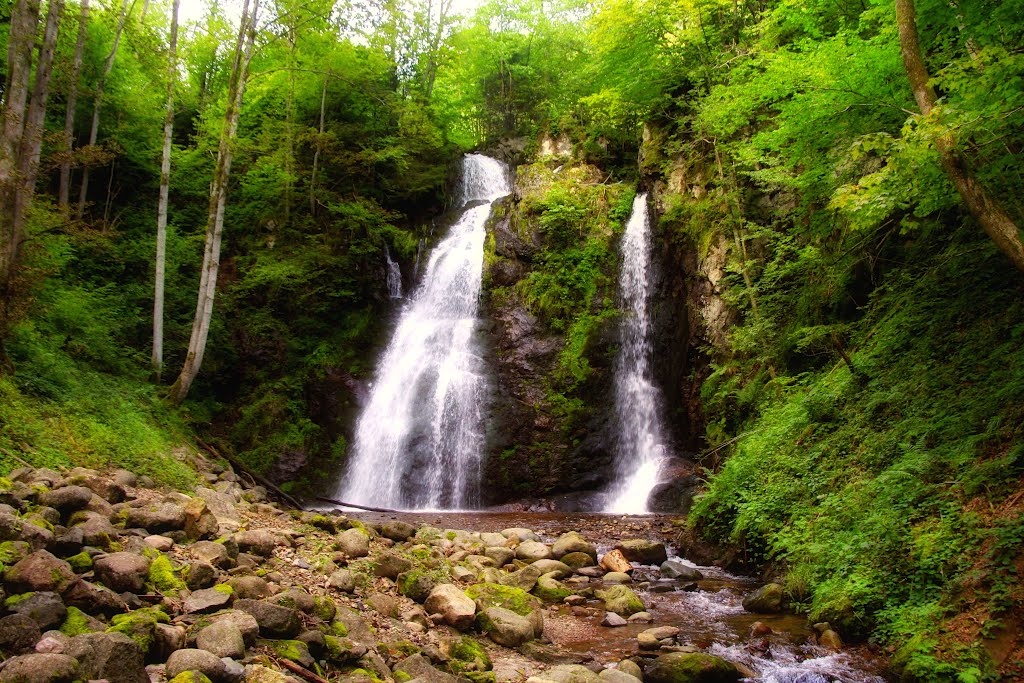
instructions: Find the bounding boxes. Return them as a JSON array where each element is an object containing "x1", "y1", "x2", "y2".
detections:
[{"x1": 348, "y1": 510, "x2": 891, "y2": 683}]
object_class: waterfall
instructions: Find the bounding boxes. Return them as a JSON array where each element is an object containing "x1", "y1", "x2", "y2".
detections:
[
  {"x1": 384, "y1": 247, "x2": 403, "y2": 299},
  {"x1": 335, "y1": 154, "x2": 510, "y2": 510},
  {"x1": 606, "y1": 193, "x2": 669, "y2": 514}
]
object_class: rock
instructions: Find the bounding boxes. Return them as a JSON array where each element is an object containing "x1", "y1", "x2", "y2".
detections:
[
  {"x1": 423, "y1": 584, "x2": 476, "y2": 630},
  {"x1": 616, "y1": 660, "x2": 643, "y2": 681},
  {"x1": 517, "y1": 641, "x2": 587, "y2": 665},
  {"x1": 194, "y1": 488, "x2": 242, "y2": 534},
  {"x1": 74, "y1": 513, "x2": 118, "y2": 548},
  {"x1": 749, "y1": 622, "x2": 772, "y2": 637},
  {"x1": 741, "y1": 583, "x2": 784, "y2": 613},
  {"x1": 196, "y1": 620, "x2": 246, "y2": 660},
  {"x1": 501, "y1": 528, "x2": 539, "y2": 543},
  {"x1": 8, "y1": 591, "x2": 66, "y2": 630},
  {"x1": 66, "y1": 631, "x2": 148, "y2": 683},
  {"x1": 192, "y1": 541, "x2": 232, "y2": 568},
  {"x1": 333, "y1": 607, "x2": 376, "y2": 647},
  {"x1": 183, "y1": 498, "x2": 219, "y2": 540},
  {"x1": 166, "y1": 649, "x2": 228, "y2": 682},
  {"x1": 601, "y1": 612, "x2": 628, "y2": 627},
  {"x1": 327, "y1": 569, "x2": 355, "y2": 593},
  {"x1": 112, "y1": 470, "x2": 138, "y2": 488},
  {"x1": 484, "y1": 546, "x2": 515, "y2": 567},
  {"x1": 478, "y1": 607, "x2": 535, "y2": 647},
  {"x1": 598, "y1": 550, "x2": 632, "y2": 574},
  {"x1": 184, "y1": 587, "x2": 234, "y2": 613},
  {"x1": 394, "y1": 654, "x2": 460, "y2": 683},
  {"x1": 627, "y1": 612, "x2": 653, "y2": 624},
  {"x1": 818, "y1": 629, "x2": 843, "y2": 649},
  {"x1": 615, "y1": 541, "x2": 667, "y2": 566},
  {"x1": 659, "y1": 561, "x2": 703, "y2": 582},
  {"x1": 637, "y1": 627, "x2": 680, "y2": 650},
  {"x1": 500, "y1": 564, "x2": 544, "y2": 592},
  {"x1": 531, "y1": 559, "x2": 573, "y2": 578},
  {"x1": 542, "y1": 665, "x2": 601, "y2": 683},
  {"x1": 439, "y1": 635, "x2": 492, "y2": 672},
  {"x1": 34, "y1": 631, "x2": 70, "y2": 654},
  {"x1": 145, "y1": 535, "x2": 174, "y2": 551},
  {"x1": 233, "y1": 599, "x2": 301, "y2": 638},
  {"x1": 244, "y1": 664, "x2": 288, "y2": 683},
  {"x1": 533, "y1": 574, "x2": 573, "y2": 603},
  {"x1": 367, "y1": 593, "x2": 400, "y2": 618},
  {"x1": 124, "y1": 500, "x2": 188, "y2": 533},
  {"x1": 336, "y1": 528, "x2": 370, "y2": 558},
  {"x1": 551, "y1": 532, "x2": 597, "y2": 560},
  {"x1": 596, "y1": 585, "x2": 645, "y2": 617},
  {"x1": 0, "y1": 613, "x2": 42, "y2": 654},
  {"x1": 38, "y1": 486, "x2": 93, "y2": 514},
  {"x1": 269, "y1": 587, "x2": 315, "y2": 613},
  {"x1": 380, "y1": 521, "x2": 417, "y2": 541},
  {"x1": 210, "y1": 611, "x2": 260, "y2": 646},
  {"x1": 61, "y1": 579, "x2": 126, "y2": 614},
  {"x1": 228, "y1": 575, "x2": 270, "y2": 599},
  {"x1": 154, "y1": 622, "x2": 187, "y2": 660},
  {"x1": 646, "y1": 653, "x2": 741, "y2": 683},
  {"x1": 560, "y1": 552, "x2": 596, "y2": 570},
  {"x1": 186, "y1": 560, "x2": 218, "y2": 590},
  {"x1": 4, "y1": 551, "x2": 75, "y2": 593},
  {"x1": 222, "y1": 657, "x2": 245, "y2": 683},
  {"x1": 600, "y1": 670, "x2": 640, "y2": 683},
  {"x1": 374, "y1": 552, "x2": 413, "y2": 579},
  {"x1": 516, "y1": 541, "x2": 552, "y2": 562},
  {"x1": 232, "y1": 530, "x2": 278, "y2": 557},
  {"x1": 94, "y1": 552, "x2": 151, "y2": 593},
  {"x1": 0, "y1": 653, "x2": 78, "y2": 683},
  {"x1": 603, "y1": 572, "x2": 631, "y2": 584},
  {"x1": 397, "y1": 570, "x2": 436, "y2": 602}
]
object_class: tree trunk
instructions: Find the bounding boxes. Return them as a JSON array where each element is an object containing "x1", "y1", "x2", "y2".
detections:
[
  {"x1": 59, "y1": 0, "x2": 89, "y2": 209},
  {"x1": 894, "y1": 0, "x2": 1024, "y2": 273},
  {"x1": 77, "y1": 0, "x2": 131, "y2": 219},
  {"x1": 0, "y1": 0, "x2": 42, "y2": 289},
  {"x1": 10, "y1": 0, "x2": 64, "y2": 269},
  {"x1": 309, "y1": 76, "x2": 327, "y2": 215},
  {"x1": 152, "y1": 0, "x2": 180, "y2": 380},
  {"x1": 169, "y1": 0, "x2": 258, "y2": 404}
]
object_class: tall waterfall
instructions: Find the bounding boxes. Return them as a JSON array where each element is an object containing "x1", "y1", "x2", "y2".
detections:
[
  {"x1": 336, "y1": 154, "x2": 510, "y2": 510},
  {"x1": 606, "y1": 193, "x2": 669, "y2": 514},
  {"x1": 384, "y1": 247, "x2": 403, "y2": 299}
]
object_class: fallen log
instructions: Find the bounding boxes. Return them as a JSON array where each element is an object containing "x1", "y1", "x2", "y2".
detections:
[{"x1": 315, "y1": 496, "x2": 399, "y2": 514}]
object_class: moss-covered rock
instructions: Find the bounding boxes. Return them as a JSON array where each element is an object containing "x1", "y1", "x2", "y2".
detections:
[
  {"x1": 59, "y1": 606, "x2": 96, "y2": 636},
  {"x1": 148, "y1": 554, "x2": 186, "y2": 594},
  {"x1": 596, "y1": 585, "x2": 645, "y2": 616},
  {"x1": 397, "y1": 570, "x2": 436, "y2": 603},
  {"x1": 645, "y1": 652, "x2": 741, "y2": 683},
  {"x1": 465, "y1": 583, "x2": 541, "y2": 616},
  {"x1": 168, "y1": 673, "x2": 214, "y2": 683},
  {"x1": 533, "y1": 575, "x2": 572, "y2": 603},
  {"x1": 263, "y1": 639, "x2": 315, "y2": 668},
  {"x1": 66, "y1": 551, "x2": 93, "y2": 573},
  {"x1": 443, "y1": 636, "x2": 492, "y2": 674},
  {"x1": 107, "y1": 607, "x2": 170, "y2": 654}
]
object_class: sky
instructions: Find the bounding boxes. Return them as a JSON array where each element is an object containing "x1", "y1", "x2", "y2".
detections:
[{"x1": 175, "y1": 0, "x2": 488, "y2": 28}]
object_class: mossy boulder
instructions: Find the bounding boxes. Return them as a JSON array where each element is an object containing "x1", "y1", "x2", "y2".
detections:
[
  {"x1": 147, "y1": 555, "x2": 186, "y2": 595},
  {"x1": 263, "y1": 639, "x2": 315, "y2": 668},
  {"x1": 66, "y1": 551, "x2": 94, "y2": 573},
  {"x1": 397, "y1": 570, "x2": 436, "y2": 603},
  {"x1": 533, "y1": 575, "x2": 573, "y2": 603},
  {"x1": 477, "y1": 607, "x2": 535, "y2": 647},
  {"x1": 442, "y1": 636, "x2": 492, "y2": 673},
  {"x1": 324, "y1": 634, "x2": 369, "y2": 663},
  {"x1": 596, "y1": 585, "x2": 645, "y2": 616},
  {"x1": 465, "y1": 583, "x2": 541, "y2": 616},
  {"x1": 645, "y1": 652, "x2": 741, "y2": 683},
  {"x1": 106, "y1": 607, "x2": 170, "y2": 654},
  {"x1": 168, "y1": 673, "x2": 213, "y2": 683},
  {"x1": 59, "y1": 606, "x2": 99, "y2": 636},
  {"x1": 741, "y1": 583, "x2": 784, "y2": 613}
]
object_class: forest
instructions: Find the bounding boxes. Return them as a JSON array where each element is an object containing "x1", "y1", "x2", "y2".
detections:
[{"x1": 0, "y1": 0, "x2": 1022, "y2": 679}]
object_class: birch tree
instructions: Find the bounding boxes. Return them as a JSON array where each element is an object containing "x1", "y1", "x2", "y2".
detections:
[
  {"x1": 152, "y1": 0, "x2": 180, "y2": 380},
  {"x1": 58, "y1": 0, "x2": 90, "y2": 210},
  {"x1": 169, "y1": 0, "x2": 260, "y2": 403}
]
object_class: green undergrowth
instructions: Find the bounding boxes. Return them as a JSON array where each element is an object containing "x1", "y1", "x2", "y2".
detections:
[{"x1": 691, "y1": 232, "x2": 1024, "y2": 679}]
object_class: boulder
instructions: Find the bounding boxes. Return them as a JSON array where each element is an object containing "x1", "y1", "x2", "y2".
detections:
[
  {"x1": 499, "y1": 564, "x2": 543, "y2": 592},
  {"x1": 423, "y1": 584, "x2": 476, "y2": 630},
  {"x1": 542, "y1": 665, "x2": 601, "y2": 683},
  {"x1": 501, "y1": 528, "x2": 539, "y2": 543},
  {"x1": 337, "y1": 528, "x2": 370, "y2": 558},
  {"x1": 61, "y1": 579, "x2": 126, "y2": 614},
  {"x1": 184, "y1": 586, "x2": 234, "y2": 613},
  {"x1": 531, "y1": 559, "x2": 573, "y2": 579},
  {"x1": 596, "y1": 585, "x2": 645, "y2": 616},
  {"x1": 38, "y1": 487, "x2": 93, "y2": 514},
  {"x1": 741, "y1": 583, "x2": 784, "y2": 613},
  {"x1": 191, "y1": 541, "x2": 232, "y2": 568},
  {"x1": 380, "y1": 521, "x2": 417, "y2": 541},
  {"x1": 603, "y1": 572, "x2": 632, "y2": 584},
  {"x1": 516, "y1": 541, "x2": 552, "y2": 562},
  {"x1": 374, "y1": 552, "x2": 413, "y2": 579},
  {"x1": 0, "y1": 613, "x2": 42, "y2": 654},
  {"x1": 397, "y1": 570, "x2": 437, "y2": 603},
  {"x1": 561, "y1": 552, "x2": 596, "y2": 570},
  {"x1": 0, "y1": 653, "x2": 78, "y2": 683},
  {"x1": 645, "y1": 653, "x2": 741, "y2": 683},
  {"x1": 617, "y1": 660, "x2": 643, "y2": 681},
  {"x1": 615, "y1": 541, "x2": 667, "y2": 566},
  {"x1": 7, "y1": 591, "x2": 66, "y2": 630},
  {"x1": 165, "y1": 648, "x2": 228, "y2": 682},
  {"x1": 478, "y1": 607, "x2": 535, "y2": 647},
  {"x1": 394, "y1": 654, "x2": 460, "y2": 683},
  {"x1": 533, "y1": 575, "x2": 572, "y2": 603},
  {"x1": 600, "y1": 670, "x2": 640, "y2": 683},
  {"x1": 66, "y1": 632, "x2": 148, "y2": 683},
  {"x1": 183, "y1": 498, "x2": 219, "y2": 540},
  {"x1": 233, "y1": 599, "x2": 301, "y2": 638},
  {"x1": 209, "y1": 611, "x2": 260, "y2": 646},
  {"x1": 659, "y1": 561, "x2": 703, "y2": 582},
  {"x1": 196, "y1": 621, "x2": 246, "y2": 659},
  {"x1": 269, "y1": 587, "x2": 315, "y2": 613},
  {"x1": 638, "y1": 626, "x2": 680, "y2": 650},
  {"x1": 601, "y1": 612, "x2": 627, "y2": 627},
  {"x1": 124, "y1": 500, "x2": 187, "y2": 533},
  {"x1": 227, "y1": 575, "x2": 270, "y2": 599},
  {"x1": 232, "y1": 530, "x2": 278, "y2": 557},
  {"x1": 4, "y1": 551, "x2": 75, "y2": 593},
  {"x1": 94, "y1": 552, "x2": 151, "y2": 593},
  {"x1": 484, "y1": 546, "x2": 515, "y2": 567},
  {"x1": 327, "y1": 569, "x2": 355, "y2": 593},
  {"x1": 551, "y1": 532, "x2": 596, "y2": 561},
  {"x1": 598, "y1": 550, "x2": 632, "y2": 574}
]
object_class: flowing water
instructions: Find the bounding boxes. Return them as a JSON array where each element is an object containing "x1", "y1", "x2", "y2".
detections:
[
  {"x1": 335, "y1": 154, "x2": 510, "y2": 510},
  {"x1": 385, "y1": 247, "x2": 403, "y2": 299},
  {"x1": 606, "y1": 194, "x2": 670, "y2": 514}
]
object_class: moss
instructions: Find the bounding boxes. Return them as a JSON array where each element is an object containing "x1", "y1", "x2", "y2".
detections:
[
  {"x1": 0, "y1": 477, "x2": 13, "y2": 492},
  {"x1": 168, "y1": 673, "x2": 213, "y2": 683},
  {"x1": 394, "y1": 671, "x2": 412, "y2": 683},
  {"x1": 0, "y1": 541, "x2": 28, "y2": 565},
  {"x1": 107, "y1": 608, "x2": 169, "y2": 653},
  {"x1": 465, "y1": 583, "x2": 541, "y2": 617},
  {"x1": 3, "y1": 592, "x2": 35, "y2": 608},
  {"x1": 330, "y1": 620, "x2": 350, "y2": 637},
  {"x1": 314, "y1": 595, "x2": 336, "y2": 621},
  {"x1": 264, "y1": 639, "x2": 311, "y2": 663},
  {"x1": 213, "y1": 583, "x2": 234, "y2": 595},
  {"x1": 66, "y1": 551, "x2": 93, "y2": 572},
  {"x1": 465, "y1": 672, "x2": 497, "y2": 683},
  {"x1": 380, "y1": 640, "x2": 420, "y2": 660},
  {"x1": 24, "y1": 515, "x2": 54, "y2": 532},
  {"x1": 532, "y1": 576, "x2": 573, "y2": 603},
  {"x1": 348, "y1": 668, "x2": 383, "y2": 683},
  {"x1": 447, "y1": 636, "x2": 492, "y2": 674},
  {"x1": 148, "y1": 554, "x2": 186, "y2": 594},
  {"x1": 59, "y1": 606, "x2": 95, "y2": 636}
]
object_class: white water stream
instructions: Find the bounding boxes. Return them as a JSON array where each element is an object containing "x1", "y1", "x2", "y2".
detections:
[
  {"x1": 606, "y1": 193, "x2": 670, "y2": 513},
  {"x1": 385, "y1": 247, "x2": 403, "y2": 299},
  {"x1": 335, "y1": 154, "x2": 509, "y2": 510}
]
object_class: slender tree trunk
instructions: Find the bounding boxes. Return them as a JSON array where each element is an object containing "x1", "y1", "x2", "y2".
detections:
[
  {"x1": 309, "y1": 76, "x2": 327, "y2": 215},
  {"x1": 152, "y1": 0, "x2": 180, "y2": 380},
  {"x1": 895, "y1": 0, "x2": 1024, "y2": 273},
  {"x1": 0, "y1": 0, "x2": 42, "y2": 289},
  {"x1": 77, "y1": 0, "x2": 131, "y2": 219},
  {"x1": 10, "y1": 0, "x2": 64, "y2": 269},
  {"x1": 59, "y1": 0, "x2": 89, "y2": 210},
  {"x1": 169, "y1": 0, "x2": 258, "y2": 404}
]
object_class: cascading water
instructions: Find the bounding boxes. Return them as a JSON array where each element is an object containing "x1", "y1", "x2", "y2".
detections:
[
  {"x1": 335, "y1": 154, "x2": 510, "y2": 510},
  {"x1": 606, "y1": 193, "x2": 670, "y2": 514},
  {"x1": 384, "y1": 247, "x2": 403, "y2": 299}
]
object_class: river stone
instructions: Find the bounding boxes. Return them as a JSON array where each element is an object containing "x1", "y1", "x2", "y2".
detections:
[
  {"x1": 502, "y1": 528, "x2": 539, "y2": 543},
  {"x1": 500, "y1": 564, "x2": 544, "y2": 591},
  {"x1": 154, "y1": 622, "x2": 187, "y2": 660},
  {"x1": 5, "y1": 551, "x2": 76, "y2": 593},
  {"x1": 124, "y1": 500, "x2": 188, "y2": 533},
  {"x1": 646, "y1": 652, "x2": 741, "y2": 683},
  {"x1": 337, "y1": 528, "x2": 370, "y2": 558},
  {"x1": 380, "y1": 520, "x2": 417, "y2": 541},
  {"x1": 638, "y1": 626, "x2": 680, "y2": 650},
  {"x1": 145, "y1": 535, "x2": 174, "y2": 551},
  {"x1": 228, "y1": 575, "x2": 270, "y2": 599},
  {"x1": 818, "y1": 629, "x2": 843, "y2": 649},
  {"x1": 38, "y1": 486, "x2": 93, "y2": 514},
  {"x1": 194, "y1": 487, "x2": 242, "y2": 534},
  {"x1": 374, "y1": 552, "x2": 413, "y2": 578},
  {"x1": 561, "y1": 552, "x2": 596, "y2": 569},
  {"x1": 61, "y1": 579, "x2": 126, "y2": 614},
  {"x1": 617, "y1": 660, "x2": 643, "y2": 681},
  {"x1": 183, "y1": 497, "x2": 219, "y2": 540},
  {"x1": 596, "y1": 585, "x2": 645, "y2": 616},
  {"x1": 232, "y1": 530, "x2": 278, "y2": 557},
  {"x1": 186, "y1": 560, "x2": 218, "y2": 589},
  {"x1": 8, "y1": 591, "x2": 66, "y2": 630},
  {"x1": 741, "y1": 583, "x2": 784, "y2": 613},
  {"x1": 34, "y1": 630, "x2": 71, "y2": 654},
  {"x1": 192, "y1": 541, "x2": 232, "y2": 568},
  {"x1": 184, "y1": 587, "x2": 233, "y2": 613},
  {"x1": 534, "y1": 574, "x2": 573, "y2": 603},
  {"x1": 481, "y1": 532, "x2": 510, "y2": 547},
  {"x1": 394, "y1": 653, "x2": 460, "y2": 683},
  {"x1": 327, "y1": 569, "x2": 356, "y2": 593},
  {"x1": 543, "y1": 665, "x2": 602, "y2": 683},
  {"x1": 516, "y1": 541, "x2": 552, "y2": 562},
  {"x1": 270, "y1": 587, "x2": 315, "y2": 613},
  {"x1": 75, "y1": 512, "x2": 118, "y2": 548},
  {"x1": 660, "y1": 561, "x2": 703, "y2": 582},
  {"x1": 397, "y1": 570, "x2": 437, "y2": 602},
  {"x1": 196, "y1": 620, "x2": 246, "y2": 659},
  {"x1": 551, "y1": 532, "x2": 597, "y2": 560},
  {"x1": 599, "y1": 550, "x2": 632, "y2": 574},
  {"x1": 233, "y1": 599, "x2": 301, "y2": 638},
  {"x1": 166, "y1": 648, "x2": 229, "y2": 682},
  {"x1": 628, "y1": 612, "x2": 653, "y2": 624},
  {"x1": 0, "y1": 653, "x2": 78, "y2": 683},
  {"x1": 94, "y1": 552, "x2": 151, "y2": 593},
  {"x1": 531, "y1": 559, "x2": 573, "y2": 578},
  {"x1": 66, "y1": 632, "x2": 148, "y2": 683},
  {"x1": 478, "y1": 607, "x2": 535, "y2": 647},
  {"x1": 601, "y1": 612, "x2": 627, "y2": 627},
  {"x1": 484, "y1": 546, "x2": 515, "y2": 566},
  {"x1": 209, "y1": 610, "x2": 260, "y2": 646},
  {"x1": 0, "y1": 613, "x2": 42, "y2": 654},
  {"x1": 423, "y1": 584, "x2": 476, "y2": 630},
  {"x1": 615, "y1": 541, "x2": 667, "y2": 566},
  {"x1": 603, "y1": 572, "x2": 632, "y2": 584},
  {"x1": 600, "y1": 670, "x2": 640, "y2": 683}
]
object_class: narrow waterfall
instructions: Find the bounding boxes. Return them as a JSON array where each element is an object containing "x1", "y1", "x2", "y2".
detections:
[
  {"x1": 606, "y1": 193, "x2": 670, "y2": 514},
  {"x1": 336, "y1": 154, "x2": 510, "y2": 510},
  {"x1": 384, "y1": 247, "x2": 403, "y2": 299}
]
